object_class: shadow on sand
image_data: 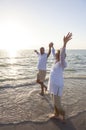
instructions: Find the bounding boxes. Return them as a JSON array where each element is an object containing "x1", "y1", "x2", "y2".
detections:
[{"x1": 0, "y1": 111, "x2": 86, "y2": 130}]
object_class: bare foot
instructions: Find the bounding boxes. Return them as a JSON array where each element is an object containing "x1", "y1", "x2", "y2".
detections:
[
  {"x1": 59, "y1": 115, "x2": 66, "y2": 124},
  {"x1": 39, "y1": 92, "x2": 44, "y2": 96},
  {"x1": 49, "y1": 114, "x2": 59, "y2": 119}
]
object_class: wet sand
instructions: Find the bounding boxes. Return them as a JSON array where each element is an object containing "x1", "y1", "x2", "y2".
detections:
[
  {"x1": 0, "y1": 111, "x2": 86, "y2": 130},
  {"x1": 0, "y1": 78, "x2": 86, "y2": 129}
]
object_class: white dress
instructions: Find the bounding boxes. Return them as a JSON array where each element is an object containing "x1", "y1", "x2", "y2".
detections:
[{"x1": 48, "y1": 47, "x2": 67, "y2": 96}]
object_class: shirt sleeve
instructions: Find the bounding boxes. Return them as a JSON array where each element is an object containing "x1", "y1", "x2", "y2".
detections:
[
  {"x1": 52, "y1": 47, "x2": 55, "y2": 58},
  {"x1": 60, "y1": 47, "x2": 67, "y2": 68}
]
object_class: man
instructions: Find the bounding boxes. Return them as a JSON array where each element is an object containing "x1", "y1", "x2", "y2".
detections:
[{"x1": 34, "y1": 43, "x2": 53, "y2": 95}]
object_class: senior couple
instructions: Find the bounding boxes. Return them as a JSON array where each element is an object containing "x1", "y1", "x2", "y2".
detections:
[{"x1": 34, "y1": 32, "x2": 72, "y2": 122}]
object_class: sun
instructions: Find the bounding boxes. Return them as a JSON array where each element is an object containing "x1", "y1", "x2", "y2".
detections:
[{"x1": 0, "y1": 19, "x2": 43, "y2": 51}]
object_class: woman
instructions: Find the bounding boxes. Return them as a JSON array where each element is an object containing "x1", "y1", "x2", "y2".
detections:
[{"x1": 48, "y1": 32, "x2": 72, "y2": 122}]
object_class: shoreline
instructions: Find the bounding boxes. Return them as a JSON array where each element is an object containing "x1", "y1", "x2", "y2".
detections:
[
  {"x1": 0, "y1": 78, "x2": 86, "y2": 124},
  {"x1": 0, "y1": 78, "x2": 86, "y2": 129},
  {"x1": 0, "y1": 111, "x2": 86, "y2": 130}
]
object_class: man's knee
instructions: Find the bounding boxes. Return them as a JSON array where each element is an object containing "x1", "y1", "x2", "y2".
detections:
[{"x1": 36, "y1": 79, "x2": 43, "y2": 84}]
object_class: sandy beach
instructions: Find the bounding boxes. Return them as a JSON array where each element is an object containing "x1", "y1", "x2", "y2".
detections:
[
  {"x1": 0, "y1": 78, "x2": 86, "y2": 123},
  {"x1": 0, "y1": 78, "x2": 86, "y2": 130},
  {"x1": 0, "y1": 111, "x2": 86, "y2": 130}
]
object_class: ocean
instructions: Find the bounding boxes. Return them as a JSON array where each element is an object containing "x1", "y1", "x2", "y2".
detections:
[{"x1": 0, "y1": 49, "x2": 86, "y2": 124}]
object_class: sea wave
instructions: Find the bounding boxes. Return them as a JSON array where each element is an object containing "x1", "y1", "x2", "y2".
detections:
[
  {"x1": 0, "y1": 81, "x2": 36, "y2": 89},
  {"x1": 0, "y1": 76, "x2": 86, "y2": 90},
  {"x1": 65, "y1": 69, "x2": 77, "y2": 72}
]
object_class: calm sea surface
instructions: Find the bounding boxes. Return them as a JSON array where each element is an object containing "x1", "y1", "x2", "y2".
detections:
[
  {"x1": 0, "y1": 49, "x2": 86, "y2": 88},
  {"x1": 0, "y1": 49, "x2": 86, "y2": 124}
]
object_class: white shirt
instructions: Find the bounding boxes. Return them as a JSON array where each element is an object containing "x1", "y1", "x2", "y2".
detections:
[
  {"x1": 37, "y1": 53, "x2": 47, "y2": 70},
  {"x1": 48, "y1": 47, "x2": 67, "y2": 96}
]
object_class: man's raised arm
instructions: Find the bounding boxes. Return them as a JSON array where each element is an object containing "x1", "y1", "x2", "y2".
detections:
[
  {"x1": 34, "y1": 50, "x2": 39, "y2": 55},
  {"x1": 47, "y1": 42, "x2": 53, "y2": 58}
]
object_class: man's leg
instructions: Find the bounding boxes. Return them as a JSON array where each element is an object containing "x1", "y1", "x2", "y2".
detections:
[
  {"x1": 36, "y1": 79, "x2": 44, "y2": 95},
  {"x1": 43, "y1": 84, "x2": 47, "y2": 91},
  {"x1": 40, "y1": 82, "x2": 45, "y2": 95},
  {"x1": 36, "y1": 70, "x2": 46, "y2": 95}
]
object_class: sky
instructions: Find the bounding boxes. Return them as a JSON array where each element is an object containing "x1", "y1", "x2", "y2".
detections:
[{"x1": 0, "y1": 0, "x2": 86, "y2": 51}]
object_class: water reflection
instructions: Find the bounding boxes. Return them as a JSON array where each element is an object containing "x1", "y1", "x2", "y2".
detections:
[{"x1": 6, "y1": 50, "x2": 18, "y2": 78}]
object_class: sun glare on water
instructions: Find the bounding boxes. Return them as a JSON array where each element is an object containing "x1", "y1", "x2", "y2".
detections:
[
  {"x1": 6, "y1": 49, "x2": 18, "y2": 64},
  {"x1": 7, "y1": 49, "x2": 17, "y2": 58}
]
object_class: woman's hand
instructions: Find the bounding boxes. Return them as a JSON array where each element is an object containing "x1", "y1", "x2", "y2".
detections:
[{"x1": 63, "y1": 32, "x2": 72, "y2": 47}]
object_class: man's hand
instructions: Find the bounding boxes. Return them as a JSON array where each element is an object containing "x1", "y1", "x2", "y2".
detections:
[
  {"x1": 47, "y1": 42, "x2": 53, "y2": 58},
  {"x1": 34, "y1": 50, "x2": 37, "y2": 53},
  {"x1": 49, "y1": 42, "x2": 54, "y2": 48},
  {"x1": 34, "y1": 50, "x2": 39, "y2": 54}
]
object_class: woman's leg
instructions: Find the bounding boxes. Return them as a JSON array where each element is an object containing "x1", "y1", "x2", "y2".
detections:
[
  {"x1": 53, "y1": 95, "x2": 65, "y2": 120},
  {"x1": 52, "y1": 94, "x2": 59, "y2": 117}
]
